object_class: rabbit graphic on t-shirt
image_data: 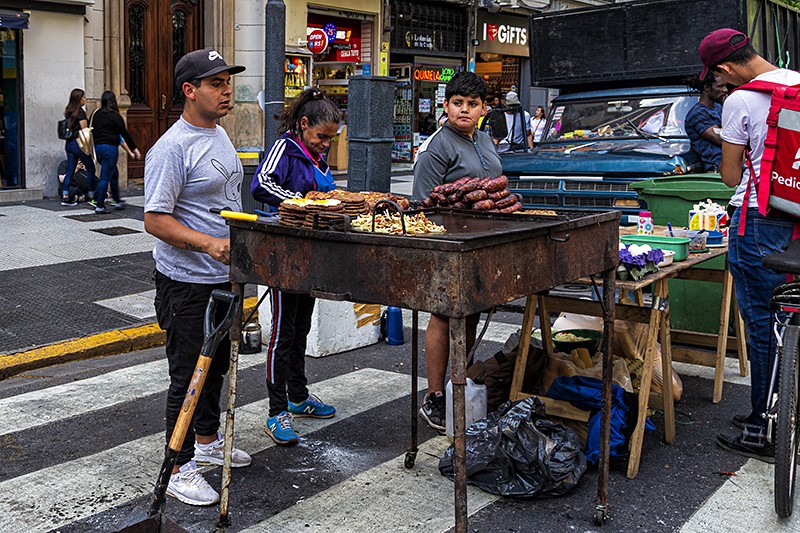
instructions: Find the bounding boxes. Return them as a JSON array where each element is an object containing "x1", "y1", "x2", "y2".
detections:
[{"x1": 211, "y1": 159, "x2": 243, "y2": 202}]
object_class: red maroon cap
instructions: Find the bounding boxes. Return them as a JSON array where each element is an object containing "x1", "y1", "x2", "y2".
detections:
[{"x1": 699, "y1": 28, "x2": 750, "y2": 80}]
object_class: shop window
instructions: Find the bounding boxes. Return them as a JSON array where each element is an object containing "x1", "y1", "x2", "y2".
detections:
[
  {"x1": 0, "y1": 28, "x2": 20, "y2": 189},
  {"x1": 390, "y1": 0, "x2": 466, "y2": 56}
]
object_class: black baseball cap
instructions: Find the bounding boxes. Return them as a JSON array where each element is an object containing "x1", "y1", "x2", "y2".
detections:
[{"x1": 174, "y1": 49, "x2": 245, "y2": 88}]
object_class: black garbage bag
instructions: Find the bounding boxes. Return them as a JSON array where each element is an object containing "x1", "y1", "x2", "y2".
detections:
[{"x1": 438, "y1": 397, "x2": 586, "y2": 498}]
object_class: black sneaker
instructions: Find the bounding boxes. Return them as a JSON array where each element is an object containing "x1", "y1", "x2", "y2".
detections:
[
  {"x1": 732, "y1": 413, "x2": 749, "y2": 429},
  {"x1": 419, "y1": 391, "x2": 446, "y2": 431},
  {"x1": 61, "y1": 196, "x2": 77, "y2": 206},
  {"x1": 716, "y1": 432, "x2": 775, "y2": 464}
]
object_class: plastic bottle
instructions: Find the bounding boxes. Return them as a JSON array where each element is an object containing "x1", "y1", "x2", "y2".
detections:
[
  {"x1": 637, "y1": 210, "x2": 654, "y2": 235},
  {"x1": 445, "y1": 379, "x2": 488, "y2": 439}
]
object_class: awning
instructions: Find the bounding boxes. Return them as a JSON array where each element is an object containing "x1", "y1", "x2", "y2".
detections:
[{"x1": 0, "y1": 11, "x2": 29, "y2": 30}]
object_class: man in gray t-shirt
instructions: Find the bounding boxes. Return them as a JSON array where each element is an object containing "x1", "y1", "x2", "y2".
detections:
[{"x1": 143, "y1": 49, "x2": 251, "y2": 507}]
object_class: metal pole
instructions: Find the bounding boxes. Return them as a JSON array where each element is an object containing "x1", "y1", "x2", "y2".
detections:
[
  {"x1": 264, "y1": 0, "x2": 286, "y2": 152},
  {"x1": 595, "y1": 267, "x2": 616, "y2": 526},
  {"x1": 450, "y1": 316, "x2": 468, "y2": 533}
]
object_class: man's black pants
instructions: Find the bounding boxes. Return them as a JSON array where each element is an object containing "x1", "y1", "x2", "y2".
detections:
[{"x1": 154, "y1": 270, "x2": 231, "y2": 466}]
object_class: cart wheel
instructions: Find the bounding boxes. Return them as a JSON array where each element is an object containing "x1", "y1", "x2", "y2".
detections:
[{"x1": 404, "y1": 452, "x2": 416, "y2": 469}]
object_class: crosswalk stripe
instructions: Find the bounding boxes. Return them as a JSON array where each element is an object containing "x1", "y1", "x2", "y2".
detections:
[
  {"x1": 0, "y1": 351, "x2": 266, "y2": 437},
  {"x1": 242, "y1": 436, "x2": 499, "y2": 533},
  {"x1": 401, "y1": 309, "x2": 520, "y2": 344},
  {"x1": 0, "y1": 368, "x2": 417, "y2": 533}
]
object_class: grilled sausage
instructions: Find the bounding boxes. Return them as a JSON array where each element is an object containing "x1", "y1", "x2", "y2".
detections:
[
  {"x1": 422, "y1": 196, "x2": 435, "y2": 208},
  {"x1": 494, "y1": 194, "x2": 517, "y2": 209},
  {"x1": 432, "y1": 184, "x2": 445, "y2": 195},
  {"x1": 460, "y1": 177, "x2": 483, "y2": 193},
  {"x1": 429, "y1": 192, "x2": 447, "y2": 205},
  {"x1": 488, "y1": 188, "x2": 510, "y2": 201},
  {"x1": 478, "y1": 177, "x2": 492, "y2": 189},
  {"x1": 500, "y1": 201, "x2": 523, "y2": 213},
  {"x1": 446, "y1": 192, "x2": 461, "y2": 204},
  {"x1": 452, "y1": 201, "x2": 468, "y2": 210},
  {"x1": 453, "y1": 177, "x2": 472, "y2": 187},
  {"x1": 464, "y1": 189, "x2": 488, "y2": 203},
  {"x1": 472, "y1": 199, "x2": 496, "y2": 211},
  {"x1": 484, "y1": 175, "x2": 509, "y2": 192},
  {"x1": 441, "y1": 183, "x2": 458, "y2": 196}
]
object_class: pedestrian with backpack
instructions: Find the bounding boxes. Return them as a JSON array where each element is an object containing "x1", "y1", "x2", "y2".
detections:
[
  {"x1": 60, "y1": 88, "x2": 97, "y2": 206},
  {"x1": 698, "y1": 28, "x2": 800, "y2": 463}
]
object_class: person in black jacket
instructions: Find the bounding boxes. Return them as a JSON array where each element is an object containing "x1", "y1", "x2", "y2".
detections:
[
  {"x1": 92, "y1": 90, "x2": 140, "y2": 214},
  {"x1": 60, "y1": 88, "x2": 97, "y2": 206}
]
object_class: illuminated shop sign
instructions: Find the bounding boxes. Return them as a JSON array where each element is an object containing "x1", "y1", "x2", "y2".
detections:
[
  {"x1": 405, "y1": 31, "x2": 433, "y2": 50},
  {"x1": 413, "y1": 66, "x2": 456, "y2": 82},
  {"x1": 476, "y1": 12, "x2": 529, "y2": 57}
]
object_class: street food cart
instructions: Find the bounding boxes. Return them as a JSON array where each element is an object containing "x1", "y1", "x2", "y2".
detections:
[{"x1": 222, "y1": 207, "x2": 620, "y2": 530}]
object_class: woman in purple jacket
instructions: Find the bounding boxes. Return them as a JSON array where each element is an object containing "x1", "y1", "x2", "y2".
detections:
[{"x1": 250, "y1": 88, "x2": 340, "y2": 445}]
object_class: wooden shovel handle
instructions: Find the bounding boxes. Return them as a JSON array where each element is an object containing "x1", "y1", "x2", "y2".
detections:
[{"x1": 168, "y1": 354, "x2": 213, "y2": 452}]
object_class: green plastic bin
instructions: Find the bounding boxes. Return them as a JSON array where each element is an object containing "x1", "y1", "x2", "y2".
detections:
[{"x1": 630, "y1": 174, "x2": 736, "y2": 334}]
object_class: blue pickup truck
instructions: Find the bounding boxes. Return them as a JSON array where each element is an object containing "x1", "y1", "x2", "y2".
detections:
[{"x1": 501, "y1": 86, "x2": 705, "y2": 218}]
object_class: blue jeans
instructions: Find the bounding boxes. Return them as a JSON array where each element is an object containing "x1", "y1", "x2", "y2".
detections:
[
  {"x1": 94, "y1": 143, "x2": 120, "y2": 208},
  {"x1": 63, "y1": 140, "x2": 96, "y2": 198},
  {"x1": 728, "y1": 208, "x2": 794, "y2": 428}
]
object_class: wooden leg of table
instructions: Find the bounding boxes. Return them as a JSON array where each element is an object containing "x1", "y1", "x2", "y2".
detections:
[
  {"x1": 510, "y1": 295, "x2": 536, "y2": 402},
  {"x1": 217, "y1": 282, "x2": 245, "y2": 529},
  {"x1": 734, "y1": 298, "x2": 749, "y2": 377},
  {"x1": 450, "y1": 317, "x2": 468, "y2": 533},
  {"x1": 659, "y1": 304, "x2": 675, "y2": 444},
  {"x1": 713, "y1": 270, "x2": 734, "y2": 403},
  {"x1": 539, "y1": 295, "x2": 553, "y2": 357},
  {"x1": 627, "y1": 281, "x2": 663, "y2": 479},
  {"x1": 634, "y1": 288, "x2": 645, "y2": 307}
]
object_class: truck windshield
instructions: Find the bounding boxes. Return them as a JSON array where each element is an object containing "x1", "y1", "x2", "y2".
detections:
[{"x1": 544, "y1": 95, "x2": 696, "y2": 142}]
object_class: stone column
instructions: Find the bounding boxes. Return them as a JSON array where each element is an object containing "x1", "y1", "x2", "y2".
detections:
[{"x1": 106, "y1": 0, "x2": 131, "y2": 189}]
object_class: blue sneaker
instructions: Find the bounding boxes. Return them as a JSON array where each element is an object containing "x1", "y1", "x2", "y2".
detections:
[
  {"x1": 288, "y1": 393, "x2": 336, "y2": 419},
  {"x1": 265, "y1": 411, "x2": 298, "y2": 446}
]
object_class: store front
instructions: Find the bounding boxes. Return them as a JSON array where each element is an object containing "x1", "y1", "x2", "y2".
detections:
[
  {"x1": 307, "y1": 9, "x2": 375, "y2": 124},
  {"x1": 389, "y1": 0, "x2": 467, "y2": 162},
  {"x1": 474, "y1": 11, "x2": 529, "y2": 106},
  {"x1": 0, "y1": 10, "x2": 26, "y2": 190}
]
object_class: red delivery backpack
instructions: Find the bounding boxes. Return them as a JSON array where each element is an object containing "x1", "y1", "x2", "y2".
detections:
[{"x1": 734, "y1": 80, "x2": 800, "y2": 235}]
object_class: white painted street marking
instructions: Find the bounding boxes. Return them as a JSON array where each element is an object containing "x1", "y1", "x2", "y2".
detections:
[
  {"x1": 0, "y1": 368, "x2": 418, "y2": 533},
  {"x1": 94, "y1": 290, "x2": 157, "y2": 319},
  {"x1": 680, "y1": 458, "x2": 800, "y2": 532},
  {"x1": 0, "y1": 351, "x2": 265, "y2": 437},
  {"x1": 401, "y1": 309, "x2": 521, "y2": 345},
  {"x1": 242, "y1": 436, "x2": 499, "y2": 533}
]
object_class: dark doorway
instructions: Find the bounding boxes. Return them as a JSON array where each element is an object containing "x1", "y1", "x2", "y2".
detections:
[{"x1": 124, "y1": 0, "x2": 204, "y2": 182}]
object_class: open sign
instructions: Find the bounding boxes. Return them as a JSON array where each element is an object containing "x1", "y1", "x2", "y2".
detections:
[{"x1": 308, "y1": 29, "x2": 328, "y2": 55}]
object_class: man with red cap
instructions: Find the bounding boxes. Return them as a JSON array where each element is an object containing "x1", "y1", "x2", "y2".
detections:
[{"x1": 699, "y1": 28, "x2": 800, "y2": 462}]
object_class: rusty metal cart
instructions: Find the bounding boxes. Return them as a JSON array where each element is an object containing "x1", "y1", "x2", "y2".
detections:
[{"x1": 219, "y1": 208, "x2": 619, "y2": 531}]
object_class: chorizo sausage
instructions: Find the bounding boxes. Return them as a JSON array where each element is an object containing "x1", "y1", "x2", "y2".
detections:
[
  {"x1": 483, "y1": 175, "x2": 509, "y2": 193},
  {"x1": 464, "y1": 189, "x2": 488, "y2": 203},
  {"x1": 499, "y1": 201, "x2": 523, "y2": 213},
  {"x1": 453, "y1": 177, "x2": 472, "y2": 186},
  {"x1": 422, "y1": 196, "x2": 435, "y2": 208},
  {"x1": 494, "y1": 194, "x2": 517, "y2": 209},
  {"x1": 478, "y1": 177, "x2": 492, "y2": 189},
  {"x1": 452, "y1": 201, "x2": 468, "y2": 210},
  {"x1": 429, "y1": 192, "x2": 447, "y2": 205},
  {"x1": 487, "y1": 188, "x2": 510, "y2": 201},
  {"x1": 432, "y1": 184, "x2": 445, "y2": 195},
  {"x1": 441, "y1": 183, "x2": 458, "y2": 196},
  {"x1": 472, "y1": 199, "x2": 496, "y2": 211},
  {"x1": 446, "y1": 192, "x2": 461, "y2": 204},
  {"x1": 459, "y1": 177, "x2": 482, "y2": 193}
]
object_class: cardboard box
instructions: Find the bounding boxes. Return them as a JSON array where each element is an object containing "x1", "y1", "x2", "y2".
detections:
[{"x1": 328, "y1": 125, "x2": 348, "y2": 171}]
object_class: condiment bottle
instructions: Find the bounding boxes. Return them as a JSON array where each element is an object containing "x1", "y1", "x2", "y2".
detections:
[{"x1": 637, "y1": 210, "x2": 654, "y2": 235}]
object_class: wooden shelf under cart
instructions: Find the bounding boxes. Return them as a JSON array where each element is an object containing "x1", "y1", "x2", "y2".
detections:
[
  {"x1": 223, "y1": 207, "x2": 621, "y2": 529},
  {"x1": 511, "y1": 241, "x2": 748, "y2": 479}
]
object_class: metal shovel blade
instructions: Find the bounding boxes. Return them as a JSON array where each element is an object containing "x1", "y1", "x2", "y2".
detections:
[{"x1": 115, "y1": 507, "x2": 189, "y2": 533}]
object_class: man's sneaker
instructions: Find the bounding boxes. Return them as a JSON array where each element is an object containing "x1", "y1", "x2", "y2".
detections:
[
  {"x1": 265, "y1": 411, "x2": 298, "y2": 446},
  {"x1": 110, "y1": 199, "x2": 127, "y2": 210},
  {"x1": 732, "y1": 413, "x2": 750, "y2": 429},
  {"x1": 288, "y1": 393, "x2": 336, "y2": 419},
  {"x1": 419, "y1": 391, "x2": 446, "y2": 431},
  {"x1": 194, "y1": 432, "x2": 252, "y2": 467},
  {"x1": 61, "y1": 196, "x2": 77, "y2": 206},
  {"x1": 95, "y1": 206, "x2": 109, "y2": 214},
  {"x1": 88, "y1": 199, "x2": 97, "y2": 208},
  {"x1": 166, "y1": 460, "x2": 219, "y2": 506},
  {"x1": 716, "y1": 431, "x2": 775, "y2": 464}
]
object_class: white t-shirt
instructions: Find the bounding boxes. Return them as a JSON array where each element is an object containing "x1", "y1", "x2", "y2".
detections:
[
  {"x1": 530, "y1": 116, "x2": 546, "y2": 143},
  {"x1": 721, "y1": 68, "x2": 800, "y2": 207}
]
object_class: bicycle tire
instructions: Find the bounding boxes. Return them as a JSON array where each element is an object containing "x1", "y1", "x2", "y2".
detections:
[{"x1": 775, "y1": 323, "x2": 800, "y2": 517}]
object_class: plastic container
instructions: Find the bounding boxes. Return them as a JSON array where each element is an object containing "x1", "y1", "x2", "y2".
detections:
[
  {"x1": 686, "y1": 230, "x2": 708, "y2": 252},
  {"x1": 706, "y1": 230, "x2": 724, "y2": 245},
  {"x1": 620, "y1": 234, "x2": 691, "y2": 261},
  {"x1": 630, "y1": 174, "x2": 734, "y2": 334},
  {"x1": 552, "y1": 329, "x2": 603, "y2": 353},
  {"x1": 445, "y1": 378, "x2": 488, "y2": 439},
  {"x1": 637, "y1": 211, "x2": 654, "y2": 235},
  {"x1": 658, "y1": 250, "x2": 675, "y2": 267},
  {"x1": 385, "y1": 306, "x2": 404, "y2": 345}
]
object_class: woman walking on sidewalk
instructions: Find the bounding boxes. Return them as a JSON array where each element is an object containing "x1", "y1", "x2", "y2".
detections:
[
  {"x1": 250, "y1": 88, "x2": 339, "y2": 445},
  {"x1": 92, "y1": 91, "x2": 140, "y2": 214},
  {"x1": 61, "y1": 88, "x2": 97, "y2": 206}
]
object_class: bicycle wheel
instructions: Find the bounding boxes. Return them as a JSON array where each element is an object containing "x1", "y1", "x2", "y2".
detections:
[{"x1": 775, "y1": 323, "x2": 800, "y2": 517}]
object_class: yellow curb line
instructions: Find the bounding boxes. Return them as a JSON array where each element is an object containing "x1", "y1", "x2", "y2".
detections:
[{"x1": 0, "y1": 296, "x2": 260, "y2": 380}]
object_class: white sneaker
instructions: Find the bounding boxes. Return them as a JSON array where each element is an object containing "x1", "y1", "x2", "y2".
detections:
[
  {"x1": 166, "y1": 460, "x2": 219, "y2": 506},
  {"x1": 194, "y1": 433, "x2": 252, "y2": 468}
]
